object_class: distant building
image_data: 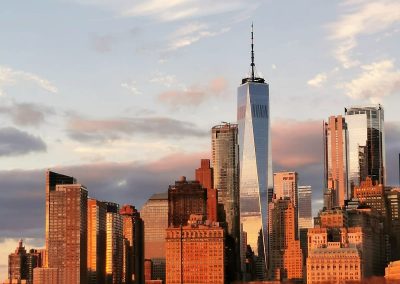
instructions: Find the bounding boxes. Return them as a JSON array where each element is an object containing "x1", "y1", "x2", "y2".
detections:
[
  {"x1": 32, "y1": 268, "x2": 59, "y2": 284},
  {"x1": 120, "y1": 205, "x2": 144, "y2": 284},
  {"x1": 105, "y1": 202, "x2": 123, "y2": 284},
  {"x1": 8, "y1": 240, "x2": 31, "y2": 283},
  {"x1": 195, "y1": 159, "x2": 218, "y2": 222},
  {"x1": 144, "y1": 259, "x2": 152, "y2": 282},
  {"x1": 47, "y1": 183, "x2": 88, "y2": 284},
  {"x1": 165, "y1": 215, "x2": 224, "y2": 284},
  {"x1": 386, "y1": 187, "x2": 400, "y2": 261},
  {"x1": 168, "y1": 176, "x2": 207, "y2": 227},
  {"x1": 87, "y1": 199, "x2": 106, "y2": 284},
  {"x1": 323, "y1": 116, "x2": 348, "y2": 208},
  {"x1": 273, "y1": 171, "x2": 298, "y2": 209},
  {"x1": 385, "y1": 260, "x2": 400, "y2": 280},
  {"x1": 268, "y1": 198, "x2": 303, "y2": 281},
  {"x1": 298, "y1": 185, "x2": 313, "y2": 263}
]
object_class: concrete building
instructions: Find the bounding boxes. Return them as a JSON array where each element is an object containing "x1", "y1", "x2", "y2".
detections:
[
  {"x1": 168, "y1": 177, "x2": 207, "y2": 227},
  {"x1": 273, "y1": 171, "x2": 298, "y2": 209},
  {"x1": 120, "y1": 205, "x2": 144, "y2": 284},
  {"x1": 47, "y1": 183, "x2": 88, "y2": 284},
  {"x1": 268, "y1": 198, "x2": 303, "y2": 281},
  {"x1": 324, "y1": 116, "x2": 348, "y2": 208},
  {"x1": 166, "y1": 215, "x2": 224, "y2": 284},
  {"x1": 87, "y1": 199, "x2": 106, "y2": 284},
  {"x1": 195, "y1": 159, "x2": 218, "y2": 222},
  {"x1": 105, "y1": 202, "x2": 123, "y2": 284}
]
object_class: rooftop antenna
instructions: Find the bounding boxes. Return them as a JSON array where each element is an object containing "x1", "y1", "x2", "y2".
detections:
[{"x1": 251, "y1": 22, "x2": 255, "y2": 80}]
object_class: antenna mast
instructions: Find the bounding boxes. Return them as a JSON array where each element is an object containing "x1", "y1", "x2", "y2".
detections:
[{"x1": 251, "y1": 23, "x2": 255, "y2": 80}]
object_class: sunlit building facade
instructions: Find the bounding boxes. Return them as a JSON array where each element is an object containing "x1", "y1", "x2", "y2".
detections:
[
  {"x1": 237, "y1": 28, "x2": 270, "y2": 278},
  {"x1": 87, "y1": 199, "x2": 106, "y2": 284},
  {"x1": 195, "y1": 159, "x2": 218, "y2": 222},
  {"x1": 345, "y1": 105, "x2": 385, "y2": 189}
]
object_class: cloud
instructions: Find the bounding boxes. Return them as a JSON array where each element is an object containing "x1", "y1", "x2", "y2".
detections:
[
  {"x1": 66, "y1": 115, "x2": 207, "y2": 143},
  {"x1": 121, "y1": 81, "x2": 141, "y2": 95},
  {"x1": 0, "y1": 66, "x2": 57, "y2": 95},
  {"x1": 329, "y1": 0, "x2": 400, "y2": 68},
  {"x1": 0, "y1": 127, "x2": 46, "y2": 156},
  {"x1": 91, "y1": 34, "x2": 116, "y2": 53},
  {"x1": 307, "y1": 73, "x2": 328, "y2": 88},
  {"x1": 149, "y1": 72, "x2": 176, "y2": 87},
  {"x1": 158, "y1": 76, "x2": 228, "y2": 107},
  {"x1": 0, "y1": 102, "x2": 54, "y2": 127},
  {"x1": 341, "y1": 59, "x2": 400, "y2": 103},
  {"x1": 167, "y1": 23, "x2": 230, "y2": 51}
]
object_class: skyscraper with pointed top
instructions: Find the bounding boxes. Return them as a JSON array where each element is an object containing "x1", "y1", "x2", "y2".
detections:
[{"x1": 237, "y1": 24, "x2": 270, "y2": 280}]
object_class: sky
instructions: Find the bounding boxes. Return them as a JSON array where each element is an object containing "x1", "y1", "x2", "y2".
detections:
[{"x1": 1, "y1": 0, "x2": 400, "y2": 279}]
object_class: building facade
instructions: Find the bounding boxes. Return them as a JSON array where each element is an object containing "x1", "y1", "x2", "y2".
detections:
[
  {"x1": 237, "y1": 26, "x2": 270, "y2": 278},
  {"x1": 47, "y1": 183, "x2": 88, "y2": 284},
  {"x1": 87, "y1": 199, "x2": 106, "y2": 284},
  {"x1": 324, "y1": 116, "x2": 348, "y2": 207},
  {"x1": 165, "y1": 215, "x2": 224, "y2": 284},
  {"x1": 195, "y1": 159, "x2": 218, "y2": 222}
]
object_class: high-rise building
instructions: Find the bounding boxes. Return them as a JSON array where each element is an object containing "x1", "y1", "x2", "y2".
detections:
[
  {"x1": 8, "y1": 240, "x2": 28, "y2": 283},
  {"x1": 33, "y1": 268, "x2": 59, "y2": 284},
  {"x1": 324, "y1": 116, "x2": 349, "y2": 207},
  {"x1": 165, "y1": 215, "x2": 225, "y2": 284},
  {"x1": 345, "y1": 105, "x2": 385, "y2": 187},
  {"x1": 45, "y1": 171, "x2": 76, "y2": 267},
  {"x1": 87, "y1": 198, "x2": 107, "y2": 284},
  {"x1": 268, "y1": 198, "x2": 303, "y2": 281},
  {"x1": 105, "y1": 202, "x2": 123, "y2": 284},
  {"x1": 120, "y1": 205, "x2": 144, "y2": 284},
  {"x1": 195, "y1": 159, "x2": 218, "y2": 222},
  {"x1": 273, "y1": 172, "x2": 298, "y2": 208},
  {"x1": 386, "y1": 187, "x2": 400, "y2": 261},
  {"x1": 47, "y1": 183, "x2": 88, "y2": 284},
  {"x1": 168, "y1": 176, "x2": 207, "y2": 227},
  {"x1": 26, "y1": 249, "x2": 42, "y2": 284},
  {"x1": 237, "y1": 25, "x2": 270, "y2": 278},
  {"x1": 298, "y1": 185, "x2": 313, "y2": 263},
  {"x1": 353, "y1": 177, "x2": 388, "y2": 218}
]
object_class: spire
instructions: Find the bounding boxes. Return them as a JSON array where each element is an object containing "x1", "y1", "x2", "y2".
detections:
[{"x1": 251, "y1": 22, "x2": 255, "y2": 80}]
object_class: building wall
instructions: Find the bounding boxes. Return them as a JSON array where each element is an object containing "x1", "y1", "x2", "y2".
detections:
[{"x1": 105, "y1": 203, "x2": 123, "y2": 284}]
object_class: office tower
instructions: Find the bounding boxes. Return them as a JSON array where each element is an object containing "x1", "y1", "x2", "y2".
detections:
[
  {"x1": 120, "y1": 205, "x2": 144, "y2": 284},
  {"x1": 105, "y1": 202, "x2": 123, "y2": 284},
  {"x1": 165, "y1": 215, "x2": 224, "y2": 284},
  {"x1": 298, "y1": 185, "x2": 313, "y2": 263},
  {"x1": 211, "y1": 123, "x2": 240, "y2": 236},
  {"x1": 168, "y1": 176, "x2": 207, "y2": 227},
  {"x1": 8, "y1": 240, "x2": 28, "y2": 282},
  {"x1": 353, "y1": 177, "x2": 388, "y2": 218},
  {"x1": 346, "y1": 206, "x2": 386, "y2": 276},
  {"x1": 324, "y1": 116, "x2": 349, "y2": 207},
  {"x1": 237, "y1": 25, "x2": 270, "y2": 278},
  {"x1": 386, "y1": 188, "x2": 400, "y2": 261},
  {"x1": 26, "y1": 249, "x2": 42, "y2": 284},
  {"x1": 87, "y1": 199, "x2": 107, "y2": 284},
  {"x1": 47, "y1": 183, "x2": 87, "y2": 284},
  {"x1": 268, "y1": 198, "x2": 303, "y2": 281},
  {"x1": 195, "y1": 159, "x2": 218, "y2": 222},
  {"x1": 385, "y1": 260, "x2": 400, "y2": 280},
  {"x1": 345, "y1": 105, "x2": 385, "y2": 187},
  {"x1": 273, "y1": 172, "x2": 298, "y2": 208},
  {"x1": 32, "y1": 268, "x2": 59, "y2": 284}
]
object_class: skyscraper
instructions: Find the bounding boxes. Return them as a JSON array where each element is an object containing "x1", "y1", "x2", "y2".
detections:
[
  {"x1": 195, "y1": 159, "x2": 218, "y2": 222},
  {"x1": 8, "y1": 240, "x2": 28, "y2": 283},
  {"x1": 324, "y1": 116, "x2": 349, "y2": 207},
  {"x1": 298, "y1": 185, "x2": 313, "y2": 263},
  {"x1": 105, "y1": 202, "x2": 123, "y2": 284},
  {"x1": 237, "y1": 24, "x2": 270, "y2": 278},
  {"x1": 273, "y1": 171, "x2": 298, "y2": 209},
  {"x1": 45, "y1": 171, "x2": 76, "y2": 267},
  {"x1": 87, "y1": 199, "x2": 106, "y2": 284},
  {"x1": 48, "y1": 183, "x2": 88, "y2": 284},
  {"x1": 167, "y1": 176, "x2": 207, "y2": 227},
  {"x1": 120, "y1": 205, "x2": 144, "y2": 284},
  {"x1": 345, "y1": 105, "x2": 385, "y2": 187}
]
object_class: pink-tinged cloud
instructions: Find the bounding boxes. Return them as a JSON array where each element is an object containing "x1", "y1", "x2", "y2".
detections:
[
  {"x1": 158, "y1": 76, "x2": 228, "y2": 107},
  {"x1": 272, "y1": 119, "x2": 323, "y2": 169}
]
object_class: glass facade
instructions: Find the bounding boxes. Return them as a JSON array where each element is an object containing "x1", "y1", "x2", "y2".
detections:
[
  {"x1": 237, "y1": 80, "x2": 270, "y2": 276},
  {"x1": 345, "y1": 105, "x2": 385, "y2": 188},
  {"x1": 298, "y1": 186, "x2": 313, "y2": 229}
]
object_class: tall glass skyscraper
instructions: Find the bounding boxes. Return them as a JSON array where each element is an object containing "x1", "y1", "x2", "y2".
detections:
[
  {"x1": 345, "y1": 105, "x2": 385, "y2": 188},
  {"x1": 237, "y1": 25, "x2": 270, "y2": 278}
]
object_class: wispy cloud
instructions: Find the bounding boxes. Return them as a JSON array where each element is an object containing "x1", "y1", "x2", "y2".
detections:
[
  {"x1": 121, "y1": 81, "x2": 141, "y2": 95},
  {"x1": 329, "y1": 0, "x2": 400, "y2": 68},
  {"x1": 66, "y1": 115, "x2": 207, "y2": 143},
  {"x1": 0, "y1": 66, "x2": 57, "y2": 96},
  {"x1": 90, "y1": 34, "x2": 116, "y2": 53},
  {"x1": 0, "y1": 102, "x2": 54, "y2": 127},
  {"x1": 307, "y1": 73, "x2": 327, "y2": 88},
  {"x1": 158, "y1": 76, "x2": 228, "y2": 107},
  {"x1": 341, "y1": 59, "x2": 400, "y2": 103},
  {"x1": 149, "y1": 72, "x2": 176, "y2": 87}
]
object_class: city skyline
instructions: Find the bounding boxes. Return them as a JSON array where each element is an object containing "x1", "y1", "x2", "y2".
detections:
[{"x1": 1, "y1": 0, "x2": 400, "y2": 281}]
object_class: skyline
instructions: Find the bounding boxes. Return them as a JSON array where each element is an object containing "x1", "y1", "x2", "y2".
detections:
[{"x1": 1, "y1": 0, "x2": 400, "y2": 280}]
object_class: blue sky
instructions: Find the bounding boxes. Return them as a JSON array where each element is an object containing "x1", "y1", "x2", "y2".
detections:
[{"x1": 1, "y1": 0, "x2": 400, "y2": 279}]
